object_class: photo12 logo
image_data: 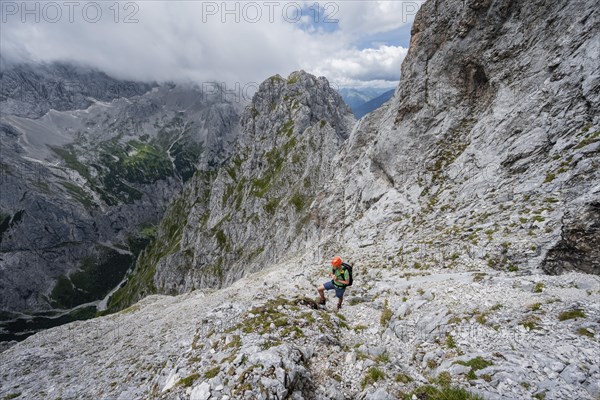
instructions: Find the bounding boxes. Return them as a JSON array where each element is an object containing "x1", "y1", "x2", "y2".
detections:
[
  {"x1": 1, "y1": 1, "x2": 140, "y2": 23},
  {"x1": 202, "y1": 82, "x2": 259, "y2": 103},
  {"x1": 200, "y1": 1, "x2": 339, "y2": 24}
]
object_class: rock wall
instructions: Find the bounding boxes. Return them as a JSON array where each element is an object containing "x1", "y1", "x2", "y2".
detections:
[{"x1": 317, "y1": 0, "x2": 599, "y2": 274}]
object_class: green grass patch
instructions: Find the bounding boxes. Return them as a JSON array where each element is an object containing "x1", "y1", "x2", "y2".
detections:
[
  {"x1": 520, "y1": 315, "x2": 541, "y2": 331},
  {"x1": 204, "y1": 366, "x2": 221, "y2": 379},
  {"x1": 252, "y1": 176, "x2": 272, "y2": 197},
  {"x1": 361, "y1": 367, "x2": 386, "y2": 389},
  {"x1": 2, "y1": 393, "x2": 22, "y2": 400},
  {"x1": 395, "y1": 372, "x2": 413, "y2": 384},
  {"x1": 577, "y1": 328, "x2": 594, "y2": 338},
  {"x1": 374, "y1": 352, "x2": 389, "y2": 363},
  {"x1": 290, "y1": 192, "x2": 307, "y2": 212},
  {"x1": 180, "y1": 373, "x2": 200, "y2": 387},
  {"x1": 214, "y1": 229, "x2": 229, "y2": 250},
  {"x1": 403, "y1": 385, "x2": 484, "y2": 400},
  {"x1": 278, "y1": 120, "x2": 295, "y2": 137},
  {"x1": 544, "y1": 173, "x2": 556, "y2": 183},
  {"x1": 225, "y1": 335, "x2": 242, "y2": 349},
  {"x1": 264, "y1": 197, "x2": 280, "y2": 214},
  {"x1": 533, "y1": 282, "x2": 545, "y2": 293},
  {"x1": 558, "y1": 309, "x2": 585, "y2": 321},
  {"x1": 454, "y1": 356, "x2": 493, "y2": 379},
  {"x1": 435, "y1": 371, "x2": 452, "y2": 386},
  {"x1": 446, "y1": 334, "x2": 457, "y2": 349},
  {"x1": 380, "y1": 299, "x2": 393, "y2": 326},
  {"x1": 574, "y1": 130, "x2": 600, "y2": 149}
]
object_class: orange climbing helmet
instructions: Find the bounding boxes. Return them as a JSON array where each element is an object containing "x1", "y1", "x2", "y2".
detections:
[{"x1": 331, "y1": 256, "x2": 342, "y2": 267}]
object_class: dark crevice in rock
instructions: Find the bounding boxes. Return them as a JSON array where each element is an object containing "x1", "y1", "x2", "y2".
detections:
[{"x1": 542, "y1": 201, "x2": 600, "y2": 275}]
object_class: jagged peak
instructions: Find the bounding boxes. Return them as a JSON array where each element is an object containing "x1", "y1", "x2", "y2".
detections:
[{"x1": 242, "y1": 70, "x2": 354, "y2": 137}]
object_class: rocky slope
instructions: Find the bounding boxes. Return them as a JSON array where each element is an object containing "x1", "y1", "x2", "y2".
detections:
[
  {"x1": 1, "y1": 0, "x2": 599, "y2": 398},
  {"x1": 107, "y1": 71, "x2": 355, "y2": 311},
  {"x1": 1, "y1": 258, "x2": 598, "y2": 399},
  {"x1": 0, "y1": 63, "x2": 243, "y2": 335}
]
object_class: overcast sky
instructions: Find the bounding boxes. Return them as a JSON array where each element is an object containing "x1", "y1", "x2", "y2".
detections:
[{"x1": 1, "y1": 1, "x2": 423, "y2": 89}]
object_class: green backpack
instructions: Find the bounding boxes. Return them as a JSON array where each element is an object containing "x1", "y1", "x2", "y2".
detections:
[{"x1": 340, "y1": 262, "x2": 354, "y2": 286}]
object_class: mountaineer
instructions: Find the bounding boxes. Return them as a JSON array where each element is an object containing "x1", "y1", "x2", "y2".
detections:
[{"x1": 317, "y1": 256, "x2": 353, "y2": 311}]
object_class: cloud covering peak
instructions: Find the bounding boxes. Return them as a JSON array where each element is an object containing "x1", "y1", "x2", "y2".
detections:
[{"x1": 1, "y1": 1, "x2": 422, "y2": 88}]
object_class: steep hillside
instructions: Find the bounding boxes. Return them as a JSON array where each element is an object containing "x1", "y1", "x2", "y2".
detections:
[
  {"x1": 108, "y1": 71, "x2": 355, "y2": 310},
  {"x1": 0, "y1": 64, "x2": 243, "y2": 333},
  {"x1": 1, "y1": 255, "x2": 598, "y2": 399}
]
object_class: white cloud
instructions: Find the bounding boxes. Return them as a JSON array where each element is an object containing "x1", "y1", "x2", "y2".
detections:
[
  {"x1": 1, "y1": 1, "x2": 421, "y2": 88},
  {"x1": 334, "y1": 1, "x2": 422, "y2": 37},
  {"x1": 307, "y1": 45, "x2": 408, "y2": 88}
]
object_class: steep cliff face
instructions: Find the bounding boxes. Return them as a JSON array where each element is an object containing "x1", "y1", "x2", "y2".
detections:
[
  {"x1": 317, "y1": 0, "x2": 599, "y2": 273},
  {"x1": 108, "y1": 71, "x2": 355, "y2": 310},
  {"x1": 0, "y1": 64, "x2": 242, "y2": 319}
]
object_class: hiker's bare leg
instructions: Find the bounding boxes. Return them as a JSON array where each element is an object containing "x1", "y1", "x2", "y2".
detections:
[
  {"x1": 337, "y1": 297, "x2": 343, "y2": 310},
  {"x1": 317, "y1": 285, "x2": 326, "y2": 302}
]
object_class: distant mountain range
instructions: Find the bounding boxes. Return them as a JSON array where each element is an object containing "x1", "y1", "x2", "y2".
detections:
[
  {"x1": 352, "y1": 89, "x2": 395, "y2": 119},
  {"x1": 338, "y1": 87, "x2": 396, "y2": 118}
]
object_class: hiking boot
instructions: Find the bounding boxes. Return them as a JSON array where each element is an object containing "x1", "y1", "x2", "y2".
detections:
[
  {"x1": 337, "y1": 303, "x2": 342, "y2": 311},
  {"x1": 318, "y1": 298, "x2": 326, "y2": 306}
]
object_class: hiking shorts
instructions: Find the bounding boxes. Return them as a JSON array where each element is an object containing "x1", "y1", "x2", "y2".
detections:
[{"x1": 323, "y1": 280, "x2": 346, "y2": 299}]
